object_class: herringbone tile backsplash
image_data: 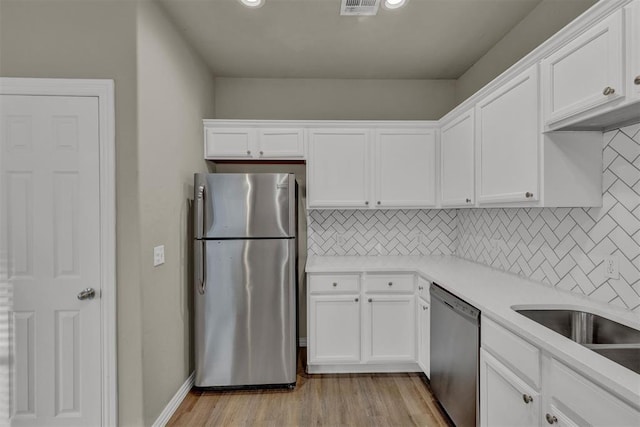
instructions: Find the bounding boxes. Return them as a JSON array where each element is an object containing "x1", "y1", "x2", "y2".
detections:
[
  {"x1": 308, "y1": 209, "x2": 457, "y2": 256},
  {"x1": 307, "y1": 124, "x2": 640, "y2": 311}
]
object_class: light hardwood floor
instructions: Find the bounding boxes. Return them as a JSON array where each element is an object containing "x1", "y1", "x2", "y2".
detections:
[{"x1": 168, "y1": 350, "x2": 450, "y2": 426}]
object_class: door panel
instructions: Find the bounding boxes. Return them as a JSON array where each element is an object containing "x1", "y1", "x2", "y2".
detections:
[
  {"x1": 1, "y1": 95, "x2": 102, "y2": 426},
  {"x1": 309, "y1": 295, "x2": 361, "y2": 364},
  {"x1": 195, "y1": 173, "x2": 294, "y2": 238},
  {"x1": 195, "y1": 239, "x2": 296, "y2": 387}
]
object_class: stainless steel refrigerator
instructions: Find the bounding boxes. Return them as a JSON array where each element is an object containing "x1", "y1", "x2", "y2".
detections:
[{"x1": 193, "y1": 173, "x2": 297, "y2": 389}]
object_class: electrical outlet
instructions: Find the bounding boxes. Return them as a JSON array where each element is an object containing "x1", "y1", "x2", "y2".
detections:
[
  {"x1": 153, "y1": 245, "x2": 165, "y2": 267},
  {"x1": 603, "y1": 255, "x2": 619, "y2": 279},
  {"x1": 336, "y1": 233, "x2": 345, "y2": 246}
]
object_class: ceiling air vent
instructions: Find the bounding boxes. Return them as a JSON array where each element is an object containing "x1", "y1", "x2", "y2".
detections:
[{"x1": 340, "y1": 0, "x2": 380, "y2": 16}]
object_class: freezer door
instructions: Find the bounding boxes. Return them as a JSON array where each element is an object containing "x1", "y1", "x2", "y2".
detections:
[
  {"x1": 194, "y1": 239, "x2": 297, "y2": 387},
  {"x1": 194, "y1": 173, "x2": 295, "y2": 238}
]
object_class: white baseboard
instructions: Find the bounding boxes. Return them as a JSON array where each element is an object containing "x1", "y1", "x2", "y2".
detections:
[
  {"x1": 152, "y1": 371, "x2": 194, "y2": 427},
  {"x1": 298, "y1": 337, "x2": 307, "y2": 347}
]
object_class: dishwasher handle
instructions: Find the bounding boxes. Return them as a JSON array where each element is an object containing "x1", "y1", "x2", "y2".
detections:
[{"x1": 431, "y1": 283, "x2": 480, "y2": 324}]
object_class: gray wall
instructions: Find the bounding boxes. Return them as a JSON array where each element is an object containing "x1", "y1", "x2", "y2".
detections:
[
  {"x1": 136, "y1": 1, "x2": 215, "y2": 425},
  {"x1": 215, "y1": 78, "x2": 457, "y2": 120},
  {"x1": 0, "y1": 1, "x2": 144, "y2": 425},
  {"x1": 456, "y1": 0, "x2": 597, "y2": 104}
]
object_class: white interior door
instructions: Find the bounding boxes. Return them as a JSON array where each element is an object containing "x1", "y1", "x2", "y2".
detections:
[{"x1": 1, "y1": 94, "x2": 102, "y2": 426}]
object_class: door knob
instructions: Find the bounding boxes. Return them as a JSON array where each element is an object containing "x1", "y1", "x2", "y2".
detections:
[{"x1": 77, "y1": 288, "x2": 96, "y2": 300}]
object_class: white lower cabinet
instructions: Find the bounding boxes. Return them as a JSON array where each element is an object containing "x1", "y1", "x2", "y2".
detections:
[
  {"x1": 417, "y1": 297, "x2": 430, "y2": 376},
  {"x1": 307, "y1": 272, "x2": 421, "y2": 373},
  {"x1": 364, "y1": 294, "x2": 415, "y2": 362},
  {"x1": 480, "y1": 349, "x2": 540, "y2": 427},
  {"x1": 481, "y1": 317, "x2": 640, "y2": 427}
]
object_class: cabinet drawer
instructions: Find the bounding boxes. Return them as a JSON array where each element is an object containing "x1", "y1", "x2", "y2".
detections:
[
  {"x1": 482, "y1": 317, "x2": 541, "y2": 388},
  {"x1": 309, "y1": 274, "x2": 359, "y2": 294},
  {"x1": 365, "y1": 274, "x2": 414, "y2": 293},
  {"x1": 547, "y1": 358, "x2": 639, "y2": 426}
]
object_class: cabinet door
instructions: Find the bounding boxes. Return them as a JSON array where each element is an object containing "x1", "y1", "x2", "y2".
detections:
[
  {"x1": 417, "y1": 299, "x2": 430, "y2": 377},
  {"x1": 480, "y1": 349, "x2": 540, "y2": 427},
  {"x1": 477, "y1": 65, "x2": 539, "y2": 204},
  {"x1": 364, "y1": 295, "x2": 415, "y2": 362},
  {"x1": 542, "y1": 10, "x2": 624, "y2": 126},
  {"x1": 308, "y1": 295, "x2": 361, "y2": 364},
  {"x1": 546, "y1": 358, "x2": 639, "y2": 427},
  {"x1": 257, "y1": 128, "x2": 304, "y2": 158},
  {"x1": 627, "y1": 0, "x2": 640, "y2": 101},
  {"x1": 308, "y1": 129, "x2": 371, "y2": 208},
  {"x1": 204, "y1": 127, "x2": 255, "y2": 159},
  {"x1": 440, "y1": 109, "x2": 475, "y2": 207},
  {"x1": 374, "y1": 129, "x2": 436, "y2": 208}
]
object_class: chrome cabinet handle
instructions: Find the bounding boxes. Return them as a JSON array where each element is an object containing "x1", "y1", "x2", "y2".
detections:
[
  {"x1": 466, "y1": 198, "x2": 471, "y2": 203},
  {"x1": 247, "y1": 150, "x2": 251, "y2": 155},
  {"x1": 522, "y1": 394, "x2": 533, "y2": 404},
  {"x1": 355, "y1": 298, "x2": 359, "y2": 302},
  {"x1": 259, "y1": 151, "x2": 264, "y2": 155},
  {"x1": 333, "y1": 282, "x2": 337, "y2": 287},
  {"x1": 377, "y1": 201, "x2": 381, "y2": 205},
  {"x1": 418, "y1": 286, "x2": 423, "y2": 291},
  {"x1": 422, "y1": 305, "x2": 428, "y2": 311},
  {"x1": 635, "y1": 76, "x2": 640, "y2": 85},
  {"x1": 77, "y1": 288, "x2": 96, "y2": 300},
  {"x1": 603, "y1": 86, "x2": 615, "y2": 96},
  {"x1": 365, "y1": 201, "x2": 369, "y2": 206},
  {"x1": 525, "y1": 192, "x2": 534, "y2": 198},
  {"x1": 388, "y1": 282, "x2": 393, "y2": 286},
  {"x1": 368, "y1": 298, "x2": 373, "y2": 303},
  {"x1": 545, "y1": 414, "x2": 557, "y2": 424}
]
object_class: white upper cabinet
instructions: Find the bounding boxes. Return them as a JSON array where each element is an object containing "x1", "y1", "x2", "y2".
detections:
[
  {"x1": 440, "y1": 109, "x2": 475, "y2": 207},
  {"x1": 205, "y1": 127, "x2": 254, "y2": 158},
  {"x1": 203, "y1": 122, "x2": 305, "y2": 160},
  {"x1": 307, "y1": 126, "x2": 438, "y2": 209},
  {"x1": 374, "y1": 129, "x2": 436, "y2": 208},
  {"x1": 307, "y1": 128, "x2": 371, "y2": 208},
  {"x1": 257, "y1": 128, "x2": 305, "y2": 158},
  {"x1": 627, "y1": 0, "x2": 640, "y2": 101},
  {"x1": 542, "y1": 9, "x2": 624, "y2": 129},
  {"x1": 476, "y1": 65, "x2": 540, "y2": 205}
]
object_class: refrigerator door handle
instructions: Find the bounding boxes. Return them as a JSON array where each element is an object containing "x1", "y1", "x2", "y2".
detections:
[
  {"x1": 199, "y1": 241, "x2": 206, "y2": 295},
  {"x1": 195, "y1": 184, "x2": 205, "y2": 239}
]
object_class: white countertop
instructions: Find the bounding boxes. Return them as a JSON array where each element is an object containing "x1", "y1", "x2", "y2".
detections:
[{"x1": 306, "y1": 254, "x2": 640, "y2": 408}]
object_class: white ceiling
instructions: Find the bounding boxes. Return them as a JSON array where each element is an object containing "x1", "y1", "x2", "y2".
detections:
[{"x1": 159, "y1": 0, "x2": 576, "y2": 79}]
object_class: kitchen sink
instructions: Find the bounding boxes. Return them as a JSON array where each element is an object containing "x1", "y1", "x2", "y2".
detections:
[{"x1": 515, "y1": 309, "x2": 640, "y2": 374}]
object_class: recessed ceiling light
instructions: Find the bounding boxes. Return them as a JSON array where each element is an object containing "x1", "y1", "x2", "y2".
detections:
[
  {"x1": 239, "y1": 0, "x2": 264, "y2": 8},
  {"x1": 384, "y1": 0, "x2": 407, "y2": 10}
]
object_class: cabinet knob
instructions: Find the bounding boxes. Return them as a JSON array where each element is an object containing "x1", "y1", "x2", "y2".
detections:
[
  {"x1": 355, "y1": 298, "x2": 359, "y2": 302},
  {"x1": 259, "y1": 151, "x2": 264, "y2": 156},
  {"x1": 545, "y1": 414, "x2": 558, "y2": 424},
  {"x1": 377, "y1": 201, "x2": 381, "y2": 205},
  {"x1": 635, "y1": 76, "x2": 640, "y2": 85},
  {"x1": 388, "y1": 282, "x2": 393, "y2": 286},
  {"x1": 603, "y1": 86, "x2": 615, "y2": 96},
  {"x1": 368, "y1": 298, "x2": 373, "y2": 303},
  {"x1": 365, "y1": 201, "x2": 369, "y2": 206},
  {"x1": 525, "y1": 192, "x2": 534, "y2": 199},
  {"x1": 422, "y1": 305, "x2": 428, "y2": 311},
  {"x1": 247, "y1": 150, "x2": 251, "y2": 155},
  {"x1": 522, "y1": 394, "x2": 533, "y2": 404},
  {"x1": 418, "y1": 286, "x2": 423, "y2": 291},
  {"x1": 332, "y1": 282, "x2": 337, "y2": 287},
  {"x1": 466, "y1": 198, "x2": 471, "y2": 203}
]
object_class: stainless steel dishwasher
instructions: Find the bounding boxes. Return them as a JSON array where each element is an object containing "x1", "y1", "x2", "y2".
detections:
[{"x1": 430, "y1": 283, "x2": 480, "y2": 427}]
